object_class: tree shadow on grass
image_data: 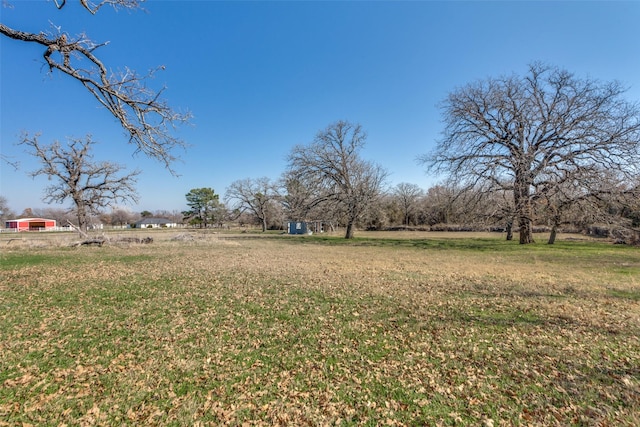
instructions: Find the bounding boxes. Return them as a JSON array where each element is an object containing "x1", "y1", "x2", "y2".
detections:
[{"x1": 430, "y1": 300, "x2": 638, "y2": 339}]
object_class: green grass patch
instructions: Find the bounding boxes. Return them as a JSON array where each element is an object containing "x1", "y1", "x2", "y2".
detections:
[
  {"x1": 608, "y1": 288, "x2": 640, "y2": 301},
  {"x1": 0, "y1": 252, "x2": 72, "y2": 269}
]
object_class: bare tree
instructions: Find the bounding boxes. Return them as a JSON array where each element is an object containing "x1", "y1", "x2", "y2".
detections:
[
  {"x1": 417, "y1": 181, "x2": 502, "y2": 232},
  {"x1": 38, "y1": 206, "x2": 77, "y2": 226},
  {"x1": 153, "y1": 209, "x2": 184, "y2": 225},
  {"x1": 422, "y1": 63, "x2": 640, "y2": 244},
  {"x1": 538, "y1": 167, "x2": 640, "y2": 244},
  {"x1": 373, "y1": 193, "x2": 403, "y2": 227},
  {"x1": 287, "y1": 120, "x2": 388, "y2": 239},
  {"x1": 225, "y1": 177, "x2": 277, "y2": 232},
  {"x1": 359, "y1": 195, "x2": 391, "y2": 231},
  {"x1": 278, "y1": 173, "x2": 332, "y2": 222},
  {"x1": 110, "y1": 207, "x2": 137, "y2": 227},
  {"x1": 1, "y1": 0, "x2": 190, "y2": 169},
  {"x1": 20, "y1": 133, "x2": 140, "y2": 233},
  {"x1": 481, "y1": 186, "x2": 517, "y2": 239},
  {"x1": 421, "y1": 183, "x2": 460, "y2": 226},
  {"x1": 0, "y1": 195, "x2": 16, "y2": 225},
  {"x1": 392, "y1": 182, "x2": 424, "y2": 226},
  {"x1": 19, "y1": 208, "x2": 35, "y2": 218},
  {"x1": 264, "y1": 197, "x2": 285, "y2": 230}
]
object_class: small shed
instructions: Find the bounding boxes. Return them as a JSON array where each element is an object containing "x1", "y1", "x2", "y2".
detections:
[
  {"x1": 5, "y1": 218, "x2": 57, "y2": 231},
  {"x1": 287, "y1": 220, "x2": 327, "y2": 235},
  {"x1": 288, "y1": 221, "x2": 309, "y2": 235}
]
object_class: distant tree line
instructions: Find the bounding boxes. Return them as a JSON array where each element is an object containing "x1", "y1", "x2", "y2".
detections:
[{"x1": 176, "y1": 176, "x2": 638, "y2": 245}]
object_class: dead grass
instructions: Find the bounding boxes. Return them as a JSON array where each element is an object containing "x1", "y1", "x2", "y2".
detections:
[{"x1": 1, "y1": 233, "x2": 639, "y2": 426}]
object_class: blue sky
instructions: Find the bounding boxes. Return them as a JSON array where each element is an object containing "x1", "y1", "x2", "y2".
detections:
[{"x1": 2, "y1": 0, "x2": 639, "y2": 214}]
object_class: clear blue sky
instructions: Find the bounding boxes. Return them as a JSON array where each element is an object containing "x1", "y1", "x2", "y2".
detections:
[{"x1": 2, "y1": 0, "x2": 639, "y2": 214}]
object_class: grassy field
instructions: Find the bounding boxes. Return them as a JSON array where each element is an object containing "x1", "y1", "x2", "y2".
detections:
[{"x1": 1, "y1": 230, "x2": 639, "y2": 426}]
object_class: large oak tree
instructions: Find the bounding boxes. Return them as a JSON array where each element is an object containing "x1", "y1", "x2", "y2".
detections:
[{"x1": 422, "y1": 63, "x2": 640, "y2": 244}]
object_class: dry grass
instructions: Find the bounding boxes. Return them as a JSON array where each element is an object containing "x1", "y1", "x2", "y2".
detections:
[{"x1": 1, "y1": 231, "x2": 639, "y2": 426}]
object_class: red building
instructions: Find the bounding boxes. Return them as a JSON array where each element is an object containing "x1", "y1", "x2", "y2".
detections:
[{"x1": 4, "y1": 218, "x2": 57, "y2": 231}]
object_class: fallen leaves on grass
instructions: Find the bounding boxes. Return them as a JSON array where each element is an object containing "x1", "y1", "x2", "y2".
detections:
[{"x1": 1, "y1": 237, "x2": 639, "y2": 425}]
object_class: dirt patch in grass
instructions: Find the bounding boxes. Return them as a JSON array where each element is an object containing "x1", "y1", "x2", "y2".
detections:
[{"x1": 1, "y1": 235, "x2": 639, "y2": 425}]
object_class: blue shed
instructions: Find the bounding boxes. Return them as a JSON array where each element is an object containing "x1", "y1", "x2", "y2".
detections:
[{"x1": 287, "y1": 221, "x2": 308, "y2": 235}]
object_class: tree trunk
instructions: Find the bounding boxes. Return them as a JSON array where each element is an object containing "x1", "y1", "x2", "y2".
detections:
[
  {"x1": 505, "y1": 220, "x2": 513, "y2": 241},
  {"x1": 262, "y1": 216, "x2": 267, "y2": 232},
  {"x1": 548, "y1": 214, "x2": 560, "y2": 244},
  {"x1": 518, "y1": 217, "x2": 534, "y2": 244},
  {"x1": 514, "y1": 175, "x2": 534, "y2": 244},
  {"x1": 345, "y1": 222, "x2": 354, "y2": 239},
  {"x1": 548, "y1": 225, "x2": 557, "y2": 245},
  {"x1": 75, "y1": 199, "x2": 88, "y2": 234}
]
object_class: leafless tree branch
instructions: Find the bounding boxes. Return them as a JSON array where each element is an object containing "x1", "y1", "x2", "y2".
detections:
[{"x1": 1, "y1": 0, "x2": 190, "y2": 172}]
